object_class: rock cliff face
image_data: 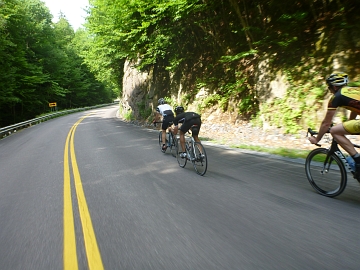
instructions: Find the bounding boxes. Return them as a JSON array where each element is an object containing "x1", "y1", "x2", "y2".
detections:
[
  {"x1": 120, "y1": 55, "x2": 354, "y2": 133},
  {"x1": 122, "y1": 59, "x2": 151, "y2": 116},
  {"x1": 121, "y1": 57, "x2": 292, "y2": 122}
]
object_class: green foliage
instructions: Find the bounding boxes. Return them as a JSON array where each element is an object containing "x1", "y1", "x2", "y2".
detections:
[
  {"x1": 119, "y1": 105, "x2": 135, "y2": 121},
  {"x1": 349, "y1": 82, "x2": 360, "y2": 87},
  {"x1": 3, "y1": 0, "x2": 360, "y2": 134},
  {"x1": 238, "y1": 95, "x2": 257, "y2": 116},
  {"x1": 0, "y1": 0, "x2": 111, "y2": 127},
  {"x1": 137, "y1": 100, "x2": 152, "y2": 119},
  {"x1": 181, "y1": 93, "x2": 192, "y2": 106},
  {"x1": 309, "y1": 87, "x2": 326, "y2": 99},
  {"x1": 163, "y1": 96, "x2": 175, "y2": 107},
  {"x1": 219, "y1": 50, "x2": 258, "y2": 63},
  {"x1": 124, "y1": 109, "x2": 134, "y2": 121},
  {"x1": 200, "y1": 94, "x2": 222, "y2": 110},
  {"x1": 233, "y1": 144, "x2": 310, "y2": 160}
]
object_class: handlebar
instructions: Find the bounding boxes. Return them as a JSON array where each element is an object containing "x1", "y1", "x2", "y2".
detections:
[
  {"x1": 308, "y1": 127, "x2": 360, "y2": 149},
  {"x1": 307, "y1": 128, "x2": 322, "y2": 147},
  {"x1": 307, "y1": 127, "x2": 331, "y2": 147},
  {"x1": 307, "y1": 128, "x2": 318, "y2": 137}
]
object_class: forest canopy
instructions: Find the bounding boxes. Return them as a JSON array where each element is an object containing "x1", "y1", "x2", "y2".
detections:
[
  {"x1": 85, "y1": 0, "x2": 360, "y2": 132},
  {"x1": 1, "y1": 0, "x2": 359, "y2": 132},
  {"x1": 0, "y1": 0, "x2": 114, "y2": 127}
]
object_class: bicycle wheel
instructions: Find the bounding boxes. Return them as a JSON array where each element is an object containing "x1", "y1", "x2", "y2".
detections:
[
  {"x1": 305, "y1": 148, "x2": 347, "y2": 197},
  {"x1": 159, "y1": 131, "x2": 165, "y2": 153},
  {"x1": 176, "y1": 139, "x2": 187, "y2": 168},
  {"x1": 192, "y1": 142, "x2": 208, "y2": 176},
  {"x1": 170, "y1": 134, "x2": 177, "y2": 157},
  {"x1": 159, "y1": 131, "x2": 163, "y2": 152}
]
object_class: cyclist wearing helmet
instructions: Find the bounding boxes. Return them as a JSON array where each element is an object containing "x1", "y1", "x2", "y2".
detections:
[
  {"x1": 154, "y1": 98, "x2": 175, "y2": 151},
  {"x1": 171, "y1": 106, "x2": 202, "y2": 158},
  {"x1": 308, "y1": 73, "x2": 360, "y2": 181}
]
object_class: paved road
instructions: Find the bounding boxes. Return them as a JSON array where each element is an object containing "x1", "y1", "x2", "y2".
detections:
[{"x1": 0, "y1": 105, "x2": 360, "y2": 270}]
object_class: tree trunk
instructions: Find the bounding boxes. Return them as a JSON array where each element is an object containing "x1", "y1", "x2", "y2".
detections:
[{"x1": 228, "y1": 0, "x2": 254, "y2": 50}]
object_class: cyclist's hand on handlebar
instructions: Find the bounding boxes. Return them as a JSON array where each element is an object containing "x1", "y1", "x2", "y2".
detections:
[{"x1": 308, "y1": 136, "x2": 318, "y2": 145}]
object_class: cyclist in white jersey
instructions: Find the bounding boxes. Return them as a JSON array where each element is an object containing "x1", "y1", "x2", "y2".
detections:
[{"x1": 153, "y1": 98, "x2": 175, "y2": 151}]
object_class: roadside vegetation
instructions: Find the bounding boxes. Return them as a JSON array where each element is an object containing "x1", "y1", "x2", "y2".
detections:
[
  {"x1": 0, "y1": 0, "x2": 115, "y2": 127},
  {"x1": 2, "y1": 0, "x2": 360, "y2": 136},
  {"x1": 85, "y1": 0, "x2": 360, "y2": 133},
  {"x1": 201, "y1": 136, "x2": 310, "y2": 160},
  {"x1": 232, "y1": 144, "x2": 309, "y2": 160}
]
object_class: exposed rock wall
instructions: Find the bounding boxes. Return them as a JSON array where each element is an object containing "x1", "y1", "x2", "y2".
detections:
[
  {"x1": 122, "y1": 59, "x2": 151, "y2": 117},
  {"x1": 120, "y1": 56, "x2": 296, "y2": 124},
  {"x1": 120, "y1": 55, "x2": 354, "y2": 131}
]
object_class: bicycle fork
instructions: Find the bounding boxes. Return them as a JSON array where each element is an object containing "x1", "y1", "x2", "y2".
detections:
[
  {"x1": 321, "y1": 148, "x2": 353, "y2": 174},
  {"x1": 167, "y1": 133, "x2": 172, "y2": 147},
  {"x1": 186, "y1": 142, "x2": 195, "y2": 161}
]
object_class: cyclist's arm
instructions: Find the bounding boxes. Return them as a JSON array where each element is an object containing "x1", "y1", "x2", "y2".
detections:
[
  {"x1": 313, "y1": 109, "x2": 336, "y2": 143},
  {"x1": 153, "y1": 111, "x2": 162, "y2": 122}
]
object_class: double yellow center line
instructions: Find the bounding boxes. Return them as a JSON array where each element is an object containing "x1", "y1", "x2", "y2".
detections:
[{"x1": 63, "y1": 114, "x2": 104, "y2": 270}]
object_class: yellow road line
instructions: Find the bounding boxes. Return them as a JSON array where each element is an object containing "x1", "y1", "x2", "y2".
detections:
[
  {"x1": 64, "y1": 125, "x2": 78, "y2": 270},
  {"x1": 64, "y1": 114, "x2": 104, "y2": 270}
]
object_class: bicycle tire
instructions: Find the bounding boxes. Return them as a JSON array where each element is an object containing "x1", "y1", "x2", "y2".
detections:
[
  {"x1": 176, "y1": 139, "x2": 187, "y2": 168},
  {"x1": 192, "y1": 142, "x2": 207, "y2": 176},
  {"x1": 159, "y1": 131, "x2": 164, "y2": 152},
  {"x1": 170, "y1": 134, "x2": 177, "y2": 157},
  {"x1": 305, "y1": 148, "x2": 347, "y2": 197}
]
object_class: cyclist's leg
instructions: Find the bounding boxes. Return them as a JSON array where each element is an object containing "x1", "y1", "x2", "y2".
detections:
[
  {"x1": 331, "y1": 122, "x2": 358, "y2": 155},
  {"x1": 166, "y1": 117, "x2": 174, "y2": 143},
  {"x1": 179, "y1": 120, "x2": 191, "y2": 152},
  {"x1": 161, "y1": 117, "x2": 171, "y2": 150},
  {"x1": 335, "y1": 120, "x2": 360, "y2": 181},
  {"x1": 179, "y1": 131, "x2": 186, "y2": 152},
  {"x1": 191, "y1": 118, "x2": 202, "y2": 151},
  {"x1": 178, "y1": 122, "x2": 189, "y2": 158}
]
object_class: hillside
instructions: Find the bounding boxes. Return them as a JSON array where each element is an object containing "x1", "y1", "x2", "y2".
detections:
[
  {"x1": 2, "y1": 1, "x2": 360, "y2": 132},
  {"x1": 93, "y1": 0, "x2": 360, "y2": 134}
]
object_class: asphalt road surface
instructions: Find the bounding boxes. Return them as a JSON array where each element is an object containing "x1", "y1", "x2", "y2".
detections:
[{"x1": 0, "y1": 105, "x2": 360, "y2": 270}]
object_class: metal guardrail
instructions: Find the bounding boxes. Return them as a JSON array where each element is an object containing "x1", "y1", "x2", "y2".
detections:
[{"x1": 0, "y1": 103, "x2": 117, "y2": 139}]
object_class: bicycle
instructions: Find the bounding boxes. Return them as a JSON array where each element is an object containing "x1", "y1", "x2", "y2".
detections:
[
  {"x1": 154, "y1": 121, "x2": 178, "y2": 157},
  {"x1": 305, "y1": 128, "x2": 360, "y2": 197},
  {"x1": 176, "y1": 125, "x2": 208, "y2": 176}
]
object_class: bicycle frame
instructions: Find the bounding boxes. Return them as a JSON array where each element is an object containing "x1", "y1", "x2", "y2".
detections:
[
  {"x1": 176, "y1": 125, "x2": 207, "y2": 175},
  {"x1": 184, "y1": 135, "x2": 196, "y2": 160},
  {"x1": 327, "y1": 139, "x2": 354, "y2": 173},
  {"x1": 305, "y1": 127, "x2": 360, "y2": 197},
  {"x1": 155, "y1": 121, "x2": 175, "y2": 145},
  {"x1": 307, "y1": 128, "x2": 357, "y2": 174}
]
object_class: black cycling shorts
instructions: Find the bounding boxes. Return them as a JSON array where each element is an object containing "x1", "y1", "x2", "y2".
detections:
[
  {"x1": 162, "y1": 115, "x2": 174, "y2": 130},
  {"x1": 180, "y1": 117, "x2": 201, "y2": 136}
]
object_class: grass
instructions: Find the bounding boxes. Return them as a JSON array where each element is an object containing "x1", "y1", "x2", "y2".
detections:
[
  {"x1": 232, "y1": 144, "x2": 309, "y2": 159},
  {"x1": 202, "y1": 137, "x2": 310, "y2": 160}
]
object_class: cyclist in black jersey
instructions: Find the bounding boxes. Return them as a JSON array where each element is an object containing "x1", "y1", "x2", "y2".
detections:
[
  {"x1": 308, "y1": 73, "x2": 360, "y2": 182},
  {"x1": 171, "y1": 106, "x2": 202, "y2": 158}
]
